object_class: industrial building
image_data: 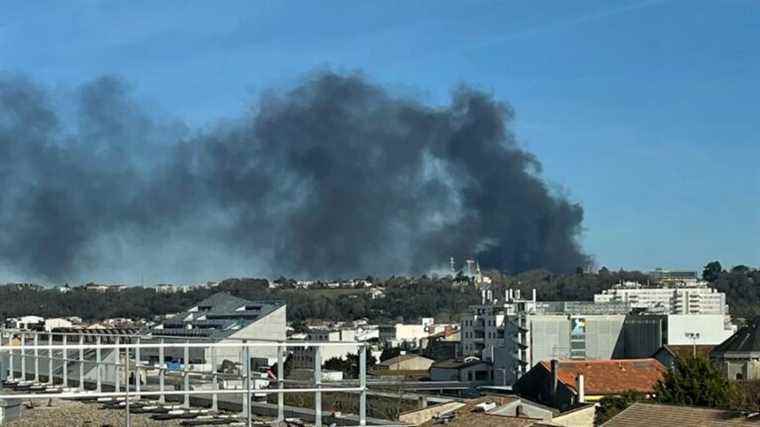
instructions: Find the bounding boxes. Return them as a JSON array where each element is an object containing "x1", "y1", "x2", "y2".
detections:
[{"x1": 460, "y1": 288, "x2": 735, "y2": 386}]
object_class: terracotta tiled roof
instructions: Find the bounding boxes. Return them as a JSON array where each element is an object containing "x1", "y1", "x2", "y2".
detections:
[
  {"x1": 538, "y1": 359, "x2": 665, "y2": 395},
  {"x1": 603, "y1": 403, "x2": 760, "y2": 426}
]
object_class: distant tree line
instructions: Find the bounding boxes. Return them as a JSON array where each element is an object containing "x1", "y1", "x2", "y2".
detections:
[
  {"x1": 701, "y1": 261, "x2": 760, "y2": 319},
  {"x1": 0, "y1": 262, "x2": 757, "y2": 323}
]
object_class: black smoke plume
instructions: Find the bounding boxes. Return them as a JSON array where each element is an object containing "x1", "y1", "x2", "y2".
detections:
[{"x1": 0, "y1": 71, "x2": 590, "y2": 282}]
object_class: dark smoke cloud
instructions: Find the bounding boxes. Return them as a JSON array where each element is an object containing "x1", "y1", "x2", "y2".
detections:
[{"x1": 0, "y1": 71, "x2": 589, "y2": 283}]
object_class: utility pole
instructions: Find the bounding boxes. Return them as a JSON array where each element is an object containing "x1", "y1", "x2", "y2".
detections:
[{"x1": 685, "y1": 332, "x2": 700, "y2": 357}]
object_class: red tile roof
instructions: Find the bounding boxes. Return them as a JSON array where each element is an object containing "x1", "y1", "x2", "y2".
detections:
[{"x1": 538, "y1": 359, "x2": 666, "y2": 395}]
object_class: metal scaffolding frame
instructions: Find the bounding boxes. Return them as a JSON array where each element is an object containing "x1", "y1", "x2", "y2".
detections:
[{"x1": 0, "y1": 328, "x2": 371, "y2": 427}]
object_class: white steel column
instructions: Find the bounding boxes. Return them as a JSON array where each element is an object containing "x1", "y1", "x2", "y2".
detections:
[
  {"x1": 360, "y1": 344, "x2": 367, "y2": 426},
  {"x1": 125, "y1": 345, "x2": 131, "y2": 427},
  {"x1": 183, "y1": 340, "x2": 190, "y2": 408},
  {"x1": 158, "y1": 338, "x2": 165, "y2": 404},
  {"x1": 135, "y1": 337, "x2": 141, "y2": 399},
  {"x1": 8, "y1": 332, "x2": 14, "y2": 380},
  {"x1": 277, "y1": 344, "x2": 284, "y2": 422},
  {"x1": 132, "y1": 342, "x2": 139, "y2": 397},
  {"x1": 20, "y1": 333, "x2": 25, "y2": 381},
  {"x1": 47, "y1": 334, "x2": 53, "y2": 384},
  {"x1": 0, "y1": 330, "x2": 5, "y2": 380},
  {"x1": 78, "y1": 334, "x2": 84, "y2": 390},
  {"x1": 95, "y1": 335, "x2": 102, "y2": 392},
  {"x1": 33, "y1": 332, "x2": 39, "y2": 382},
  {"x1": 114, "y1": 337, "x2": 120, "y2": 393},
  {"x1": 314, "y1": 346, "x2": 322, "y2": 427},
  {"x1": 245, "y1": 342, "x2": 252, "y2": 427},
  {"x1": 211, "y1": 345, "x2": 218, "y2": 412},
  {"x1": 62, "y1": 334, "x2": 67, "y2": 387}
]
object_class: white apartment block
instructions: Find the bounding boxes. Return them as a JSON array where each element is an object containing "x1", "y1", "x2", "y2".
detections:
[
  {"x1": 593, "y1": 281, "x2": 728, "y2": 315},
  {"x1": 460, "y1": 289, "x2": 540, "y2": 357},
  {"x1": 379, "y1": 318, "x2": 457, "y2": 349}
]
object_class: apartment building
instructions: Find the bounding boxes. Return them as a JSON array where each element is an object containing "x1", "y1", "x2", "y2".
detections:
[{"x1": 593, "y1": 281, "x2": 728, "y2": 314}]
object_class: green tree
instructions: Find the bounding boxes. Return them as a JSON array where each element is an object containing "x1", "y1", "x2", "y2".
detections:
[
  {"x1": 324, "y1": 353, "x2": 377, "y2": 378},
  {"x1": 270, "y1": 353, "x2": 294, "y2": 378},
  {"x1": 702, "y1": 261, "x2": 723, "y2": 282},
  {"x1": 594, "y1": 390, "x2": 646, "y2": 426},
  {"x1": 379, "y1": 347, "x2": 402, "y2": 362},
  {"x1": 655, "y1": 356, "x2": 736, "y2": 408}
]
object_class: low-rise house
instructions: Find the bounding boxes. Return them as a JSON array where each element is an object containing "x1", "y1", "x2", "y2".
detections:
[
  {"x1": 602, "y1": 402, "x2": 760, "y2": 426},
  {"x1": 430, "y1": 358, "x2": 492, "y2": 383},
  {"x1": 514, "y1": 358, "x2": 665, "y2": 411},
  {"x1": 711, "y1": 315, "x2": 760, "y2": 380},
  {"x1": 13, "y1": 315, "x2": 44, "y2": 329},
  {"x1": 82, "y1": 283, "x2": 108, "y2": 292},
  {"x1": 376, "y1": 354, "x2": 434, "y2": 371},
  {"x1": 652, "y1": 344, "x2": 714, "y2": 370},
  {"x1": 422, "y1": 327, "x2": 461, "y2": 361},
  {"x1": 155, "y1": 284, "x2": 183, "y2": 294},
  {"x1": 380, "y1": 319, "x2": 458, "y2": 349},
  {"x1": 44, "y1": 318, "x2": 73, "y2": 331}
]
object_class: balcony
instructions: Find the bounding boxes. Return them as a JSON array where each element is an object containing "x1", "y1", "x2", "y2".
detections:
[{"x1": 512, "y1": 339, "x2": 528, "y2": 349}]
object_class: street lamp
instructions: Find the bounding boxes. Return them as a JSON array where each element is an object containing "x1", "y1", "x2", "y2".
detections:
[{"x1": 685, "y1": 332, "x2": 700, "y2": 357}]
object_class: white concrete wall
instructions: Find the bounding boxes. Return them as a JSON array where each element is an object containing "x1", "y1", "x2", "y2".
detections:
[
  {"x1": 206, "y1": 305, "x2": 287, "y2": 369},
  {"x1": 667, "y1": 315, "x2": 735, "y2": 345}
]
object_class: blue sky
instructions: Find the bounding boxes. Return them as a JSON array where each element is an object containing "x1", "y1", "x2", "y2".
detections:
[{"x1": 1, "y1": 0, "x2": 758, "y2": 272}]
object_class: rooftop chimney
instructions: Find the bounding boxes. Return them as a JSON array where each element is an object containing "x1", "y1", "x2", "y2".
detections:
[
  {"x1": 576, "y1": 373, "x2": 585, "y2": 404},
  {"x1": 532, "y1": 289, "x2": 537, "y2": 303},
  {"x1": 550, "y1": 359, "x2": 559, "y2": 407}
]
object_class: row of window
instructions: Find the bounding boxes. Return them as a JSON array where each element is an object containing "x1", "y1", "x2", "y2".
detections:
[{"x1": 462, "y1": 319, "x2": 500, "y2": 327}]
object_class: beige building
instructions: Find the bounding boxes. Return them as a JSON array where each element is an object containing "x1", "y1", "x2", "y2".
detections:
[{"x1": 376, "y1": 354, "x2": 434, "y2": 371}]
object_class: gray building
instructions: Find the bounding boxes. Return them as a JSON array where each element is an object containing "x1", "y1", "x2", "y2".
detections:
[
  {"x1": 711, "y1": 316, "x2": 760, "y2": 380},
  {"x1": 468, "y1": 292, "x2": 733, "y2": 386},
  {"x1": 149, "y1": 292, "x2": 286, "y2": 371},
  {"x1": 429, "y1": 358, "x2": 492, "y2": 383}
]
